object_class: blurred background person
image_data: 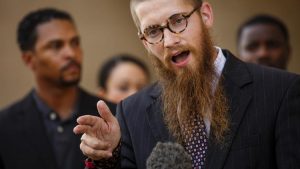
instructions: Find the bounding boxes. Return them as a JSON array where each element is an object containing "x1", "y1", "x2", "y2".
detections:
[
  {"x1": 1, "y1": 1, "x2": 300, "y2": 108},
  {"x1": 0, "y1": 8, "x2": 115, "y2": 169},
  {"x1": 97, "y1": 54, "x2": 150, "y2": 104},
  {"x1": 237, "y1": 14, "x2": 291, "y2": 69}
]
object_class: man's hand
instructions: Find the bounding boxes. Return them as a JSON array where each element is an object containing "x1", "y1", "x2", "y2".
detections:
[{"x1": 73, "y1": 100, "x2": 121, "y2": 160}]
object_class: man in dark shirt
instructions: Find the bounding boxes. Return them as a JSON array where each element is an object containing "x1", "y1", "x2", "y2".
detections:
[
  {"x1": 237, "y1": 14, "x2": 291, "y2": 70},
  {"x1": 0, "y1": 8, "x2": 115, "y2": 169}
]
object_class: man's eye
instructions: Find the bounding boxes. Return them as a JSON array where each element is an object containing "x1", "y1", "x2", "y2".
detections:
[
  {"x1": 147, "y1": 29, "x2": 160, "y2": 37},
  {"x1": 169, "y1": 14, "x2": 185, "y2": 25},
  {"x1": 71, "y1": 39, "x2": 80, "y2": 48},
  {"x1": 172, "y1": 16, "x2": 185, "y2": 25},
  {"x1": 266, "y1": 41, "x2": 280, "y2": 49},
  {"x1": 144, "y1": 25, "x2": 161, "y2": 38},
  {"x1": 49, "y1": 42, "x2": 63, "y2": 50},
  {"x1": 246, "y1": 43, "x2": 258, "y2": 52},
  {"x1": 118, "y1": 85, "x2": 129, "y2": 92}
]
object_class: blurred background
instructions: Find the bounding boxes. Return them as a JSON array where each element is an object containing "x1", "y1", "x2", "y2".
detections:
[{"x1": 0, "y1": 0, "x2": 299, "y2": 108}]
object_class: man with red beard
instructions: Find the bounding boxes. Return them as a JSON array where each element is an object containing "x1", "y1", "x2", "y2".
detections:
[
  {"x1": 0, "y1": 8, "x2": 115, "y2": 169},
  {"x1": 74, "y1": 0, "x2": 300, "y2": 168}
]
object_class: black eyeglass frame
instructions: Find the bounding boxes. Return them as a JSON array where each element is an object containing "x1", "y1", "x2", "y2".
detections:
[{"x1": 138, "y1": 4, "x2": 202, "y2": 45}]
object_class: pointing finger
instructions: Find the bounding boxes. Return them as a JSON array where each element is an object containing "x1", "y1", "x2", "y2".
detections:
[{"x1": 97, "y1": 100, "x2": 115, "y2": 123}]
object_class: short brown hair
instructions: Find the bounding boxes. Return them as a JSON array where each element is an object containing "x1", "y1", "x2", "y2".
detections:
[{"x1": 130, "y1": 0, "x2": 203, "y2": 33}]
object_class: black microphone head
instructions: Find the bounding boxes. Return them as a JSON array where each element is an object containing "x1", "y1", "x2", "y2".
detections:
[{"x1": 146, "y1": 142, "x2": 192, "y2": 169}]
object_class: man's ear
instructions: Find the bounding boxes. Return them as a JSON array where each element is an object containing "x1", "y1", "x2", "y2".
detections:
[
  {"x1": 200, "y1": 2, "x2": 214, "y2": 28},
  {"x1": 21, "y1": 51, "x2": 35, "y2": 71},
  {"x1": 142, "y1": 40, "x2": 151, "y2": 53}
]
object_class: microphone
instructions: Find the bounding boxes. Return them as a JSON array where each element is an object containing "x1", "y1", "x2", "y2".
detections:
[{"x1": 146, "y1": 142, "x2": 192, "y2": 169}]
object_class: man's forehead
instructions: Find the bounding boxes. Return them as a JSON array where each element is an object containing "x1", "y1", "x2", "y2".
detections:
[
  {"x1": 135, "y1": 0, "x2": 193, "y2": 29},
  {"x1": 36, "y1": 19, "x2": 78, "y2": 41},
  {"x1": 242, "y1": 24, "x2": 285, "y2": 42}
]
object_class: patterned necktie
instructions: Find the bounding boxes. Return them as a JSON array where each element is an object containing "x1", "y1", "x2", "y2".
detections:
[{"x1": 182, "y1": 115, "x2": 208, "y2": 169}]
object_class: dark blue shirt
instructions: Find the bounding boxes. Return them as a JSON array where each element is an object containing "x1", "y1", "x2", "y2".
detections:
[{"x1": 33, "y1": 90, "x2": 79, "y2": 169}]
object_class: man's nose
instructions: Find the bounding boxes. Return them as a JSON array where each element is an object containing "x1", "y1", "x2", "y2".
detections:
[
  {"x1": 256, "y1": 45, "x2": 270, "y2": 59},
  {"x1": 62, "y1": 45, "x2": 76, "y2": 59},
  {"x1": 163, "y1": 28, "x2": 180, "y2": 48}
]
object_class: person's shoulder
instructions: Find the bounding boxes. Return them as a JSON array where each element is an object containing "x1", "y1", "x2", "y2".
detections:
[
  {"x1": 0, "y1": 92, "x2": 32, "y2": 124},
  {"x1": 120, "y1": 82, "x2": 161, "y2": 111},
  {"x1": 231, "y1": 55, "x2": 300, "y2": 96},
  {"x1": 246, "y1": 62, "x2": 299, "y2": 84},
  {"x1": 78, "y1": 88, "x2": 99, "y2": 102},
  {"x1": 222, "y1": 49, "x2": 299, "y2": 85},
  {"x1": 116, "y1": 82, "x2": 161, "y2": 124},
  {"x1": 125, "y1": 82, "x2": 160, "y2": 103}
]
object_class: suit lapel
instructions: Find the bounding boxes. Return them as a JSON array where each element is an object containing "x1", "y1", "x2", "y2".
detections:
[
  {"x1": 205, "y1": 51, "x2": 253, "y2": 169},
  {"x1": 146, "y1": 84, "x2": 174, "y2": 142},
  {"x1": 21, "y1": 92, "x2": 58, "y2": 168}
]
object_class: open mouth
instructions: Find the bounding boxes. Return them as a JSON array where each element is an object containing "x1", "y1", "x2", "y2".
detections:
[{"x1": 171, "y1": 51, "x2": 190, "y2": 67}]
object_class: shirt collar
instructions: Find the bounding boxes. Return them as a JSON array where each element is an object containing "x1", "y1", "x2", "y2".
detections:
[
  {"x1": 32, "y1": 90, "x2": 53, "y2": 119},
  {"x1": 214, "y1": 46, "x2": 226, "y2": 78},
  {"x1": 32, "y1": 89, "x2": 80, "y2": 121}
]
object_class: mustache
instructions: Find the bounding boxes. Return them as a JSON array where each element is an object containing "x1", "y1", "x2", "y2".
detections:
[
  {"x1": 61, "y1": 60, "x2": 81, "y2": 71},
  {"x1": 164, "y1": 45, "x2": 188, "y2": 60}
]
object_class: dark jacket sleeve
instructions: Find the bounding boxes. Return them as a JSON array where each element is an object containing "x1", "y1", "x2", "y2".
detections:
[
  {"x1": 0, "y1": 156, "x2": 4, "y2": 169},
  {"x1": 275, "y1": 76, "x2": 300, "y2": 168},
  {"x1": 116, "y1": 101, "x2": 137, "y2": 169}
]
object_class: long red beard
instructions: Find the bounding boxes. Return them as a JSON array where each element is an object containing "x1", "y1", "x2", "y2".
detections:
[{"x1": 149, "y1": 25, "x2": 229, "y2": 143}]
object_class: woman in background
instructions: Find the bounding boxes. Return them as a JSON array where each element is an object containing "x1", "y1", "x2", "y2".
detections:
[{"x1": 98, "y1": 54, "x2": 150, "y2": 104}]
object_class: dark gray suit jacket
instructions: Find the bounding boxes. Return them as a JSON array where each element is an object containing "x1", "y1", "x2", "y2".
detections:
[
  {"x1": 116, "y1": 50, "x2": 300, "y2": 169},
  {"x1": 0, "y1": 88, "x2": 115, "y2": 169}
]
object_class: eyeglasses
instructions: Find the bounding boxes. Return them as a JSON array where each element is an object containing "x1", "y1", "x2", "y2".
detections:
[{"x1": 138, "y1": 5, "x2": 201, "y2": 45}]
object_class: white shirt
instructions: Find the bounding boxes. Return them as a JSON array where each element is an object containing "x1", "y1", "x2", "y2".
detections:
[{"x1": 203, "y1": 46, "x2": 226, "y2": 135}]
